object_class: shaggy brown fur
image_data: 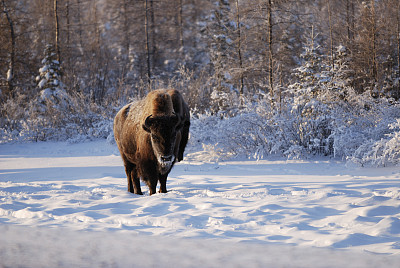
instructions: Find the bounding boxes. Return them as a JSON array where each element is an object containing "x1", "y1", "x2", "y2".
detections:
[
  {"x1": 167, "y1": 89, "x2": 190, "y2": 161},
  {"x1": 114, "y1": 89, "x2": 190, "y2": 195}
]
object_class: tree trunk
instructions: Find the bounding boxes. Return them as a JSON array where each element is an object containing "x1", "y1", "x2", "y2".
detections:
[
  {"x1": 77, "y1": 0, "x2": 83, "y2": 50},
  {"x1": 266, "y1": 0, "x2": 273, "y2": 96},
  {"x1": 346, "y1": 0, "x2": 354, "y2": 43},
  {"x1": 54, "y1": 0, "x2": 61, "y2": 64},
  {"x1": 178, "y1": 0, "x2": 184, "y2": 49},
  {"x1": 235, "y1": 0, "x2": 244, "y2": 96},
  {"x1": 327, "y1": 0, "x2": 334, "y2": 70},
  {"x1": 397, "y1": 0, "x2": 400, "y2": 98},
  {"x1": 150, "y1": 0, "x2": 156, "y2": 69},
  {"x1": 66, "y1": 0, "x2": 70, "y2": 48},
  {"x1": 397, "y1": 0, "x2": 400, "y2": 74},
  {"x1": 144, "y1": 0, "x2": 152, "y2": 84},
  {"x1": 65, "y1": 0, "x2": 71, "y2": 73},
  {"x1": 371, "y1": 0, "x2": 377, "y2": 84},
  {"x1": 123, "y1": 0, "x2": 130, "y2": 59},
  {"x1": 2, "y1": 0, "x2": 15, "y2": 96}
]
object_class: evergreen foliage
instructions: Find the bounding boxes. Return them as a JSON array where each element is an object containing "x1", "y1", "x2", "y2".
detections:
[{"x1": 35, "y1": 45, "x2": 71, "y2": 112}]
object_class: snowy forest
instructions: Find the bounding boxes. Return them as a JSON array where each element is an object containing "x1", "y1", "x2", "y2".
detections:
[{"x1": 1, "y1": 0, "x2": 400, "y2": 166}]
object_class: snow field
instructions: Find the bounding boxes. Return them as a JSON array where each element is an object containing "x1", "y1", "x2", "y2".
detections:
[
  {"x1": 1, "y1": 225, "x2": 399, "y2": 268},
  {"x1": 1, "y1": 140, "x2": 400, "y2": 267}
]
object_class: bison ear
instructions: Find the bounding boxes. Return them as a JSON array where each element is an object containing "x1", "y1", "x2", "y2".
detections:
[
  {"x1": 176, "y1": 119, "x2": 184, "y2": 130},
  {"x1": 171, "y1": 112, "x2": 179, "y2": 125},
  {"x1": 176, "y1": 122, "x2": 184, "y2": 130},
  {"x1": 172, "y1": 113, "x2": 184, "y2": 130},
  {"x1": 143, "y1": 115, "x2": 153, "y2": 133}
]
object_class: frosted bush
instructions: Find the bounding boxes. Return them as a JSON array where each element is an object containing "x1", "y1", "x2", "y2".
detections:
[
  {"x1": 0, "y1": 90, "x2": 114, "y2": 144},
  {"x1": 380, "y1": 119, "x2": 400, "y2": 165},
  {"x1": 350, "y1": 119, "x2": 400, "y2": 167},
  {"x1": 188, "y1": 83, "x2": 400, "y2": 165}
]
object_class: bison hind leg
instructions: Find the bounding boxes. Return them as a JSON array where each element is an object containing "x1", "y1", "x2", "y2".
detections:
[{"x1": 132, "y1": 174, "x2": 143, "y2": 195}]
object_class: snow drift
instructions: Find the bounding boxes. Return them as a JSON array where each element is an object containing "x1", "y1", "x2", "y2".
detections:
[{"x1": 1, "y1": 140, "x2": 400, "y2": 267}]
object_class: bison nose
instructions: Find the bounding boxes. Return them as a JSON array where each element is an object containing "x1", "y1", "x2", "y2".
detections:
[{"x1": 161, "y1": 155, "x2": 173, "y2": 162}]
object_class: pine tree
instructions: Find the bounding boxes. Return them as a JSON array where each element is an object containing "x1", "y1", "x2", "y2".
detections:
[
  {"x1": 36, "y1": 44, "x2": 70, "y2": 110},
  {"x1": 322, "y1": 45, "x2": 354, "y2": 101},
  {"x1": 288, "y1": 27, "x2": 326, "y2": 114},
  {"x1": 287, "y1": 28, "x2": 331, "y2": 154}
]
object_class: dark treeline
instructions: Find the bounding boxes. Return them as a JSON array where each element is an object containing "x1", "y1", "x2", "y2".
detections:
[
  {"x1": 2, "y1": 1, "x2": 400, "y2": 165},
  {"x1": 1, "y1": 0, "x2": 399, "y2": 106}
]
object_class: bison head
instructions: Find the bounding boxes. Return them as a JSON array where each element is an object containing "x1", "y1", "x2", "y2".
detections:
[{"x1": 143, "y1": 114, "x2": 182, "y2": 171}]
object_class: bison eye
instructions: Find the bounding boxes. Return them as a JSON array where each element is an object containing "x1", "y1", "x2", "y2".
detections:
[{"x1": 152, "y1": 135, "x2": 160, "y2": 142}]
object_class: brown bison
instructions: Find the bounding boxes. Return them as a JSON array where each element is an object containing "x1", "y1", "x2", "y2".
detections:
[{"x1": 114, "y1": 89, "x2": 190, "y2": 195}]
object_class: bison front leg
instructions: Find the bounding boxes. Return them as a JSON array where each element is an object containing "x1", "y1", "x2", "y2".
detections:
[
  {"x1": 145, "y1": 179, "x2": 158, "y2": 195},
  {"x1": 124, "y1": 162, "x2": 142, "y2": 195},
  {"x1": 159, "y1": 174, "x2": 168, "y2": 193}
]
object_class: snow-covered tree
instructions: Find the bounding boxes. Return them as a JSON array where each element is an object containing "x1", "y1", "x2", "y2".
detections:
[
  {"x1": 207, "y1": 0, "x2": 237, "y2": 114},
  {"x1": 289, "y1": 28, "x2": 326, "y2": 98},
  {"x1": 327, "y1": 45, "x2": 353, "y2": 95},
  {"x1": 36, "y1": 44, "x2": 71, "y2": 111},
  {"x1": 287, "y1": 28, "x2": 332, "y2": 154}
]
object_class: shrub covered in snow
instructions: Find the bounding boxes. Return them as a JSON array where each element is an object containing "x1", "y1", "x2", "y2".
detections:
[
  {"x1": 188, "y1": 43, "x2": 400, "y2": 165},
  {"x1": 0, "y1": 91, "x2": 114, "y2": 143},
  {"x1": 0, "y1": 45, "x2": 114, "y2": 144},
  {"x1": 189, "y1": 89, "x2": 400, "y2": 165}
]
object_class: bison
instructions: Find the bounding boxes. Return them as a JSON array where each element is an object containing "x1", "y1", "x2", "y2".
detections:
[{"x1": 114, "y1": 89, "x2": 190, "y2": 195}]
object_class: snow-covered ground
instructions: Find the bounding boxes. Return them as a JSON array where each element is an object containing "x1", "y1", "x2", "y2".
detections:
[{"x1": 1, "y1": 140, "x2": 400, "y2": 267}]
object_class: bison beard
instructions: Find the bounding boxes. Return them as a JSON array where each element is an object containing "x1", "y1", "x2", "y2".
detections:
[{"x1": 113, "y1": 89, "x2": 190, "y2": 195}]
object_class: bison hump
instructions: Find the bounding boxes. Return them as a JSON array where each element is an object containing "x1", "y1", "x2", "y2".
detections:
[{"x1": 147, "y1": 90, "x2": 174, "y2": 115}]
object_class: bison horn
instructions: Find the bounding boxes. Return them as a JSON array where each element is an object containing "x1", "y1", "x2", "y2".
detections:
[{"x1": 143, "y1": 115, "x2": 153, "y2": 133}]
